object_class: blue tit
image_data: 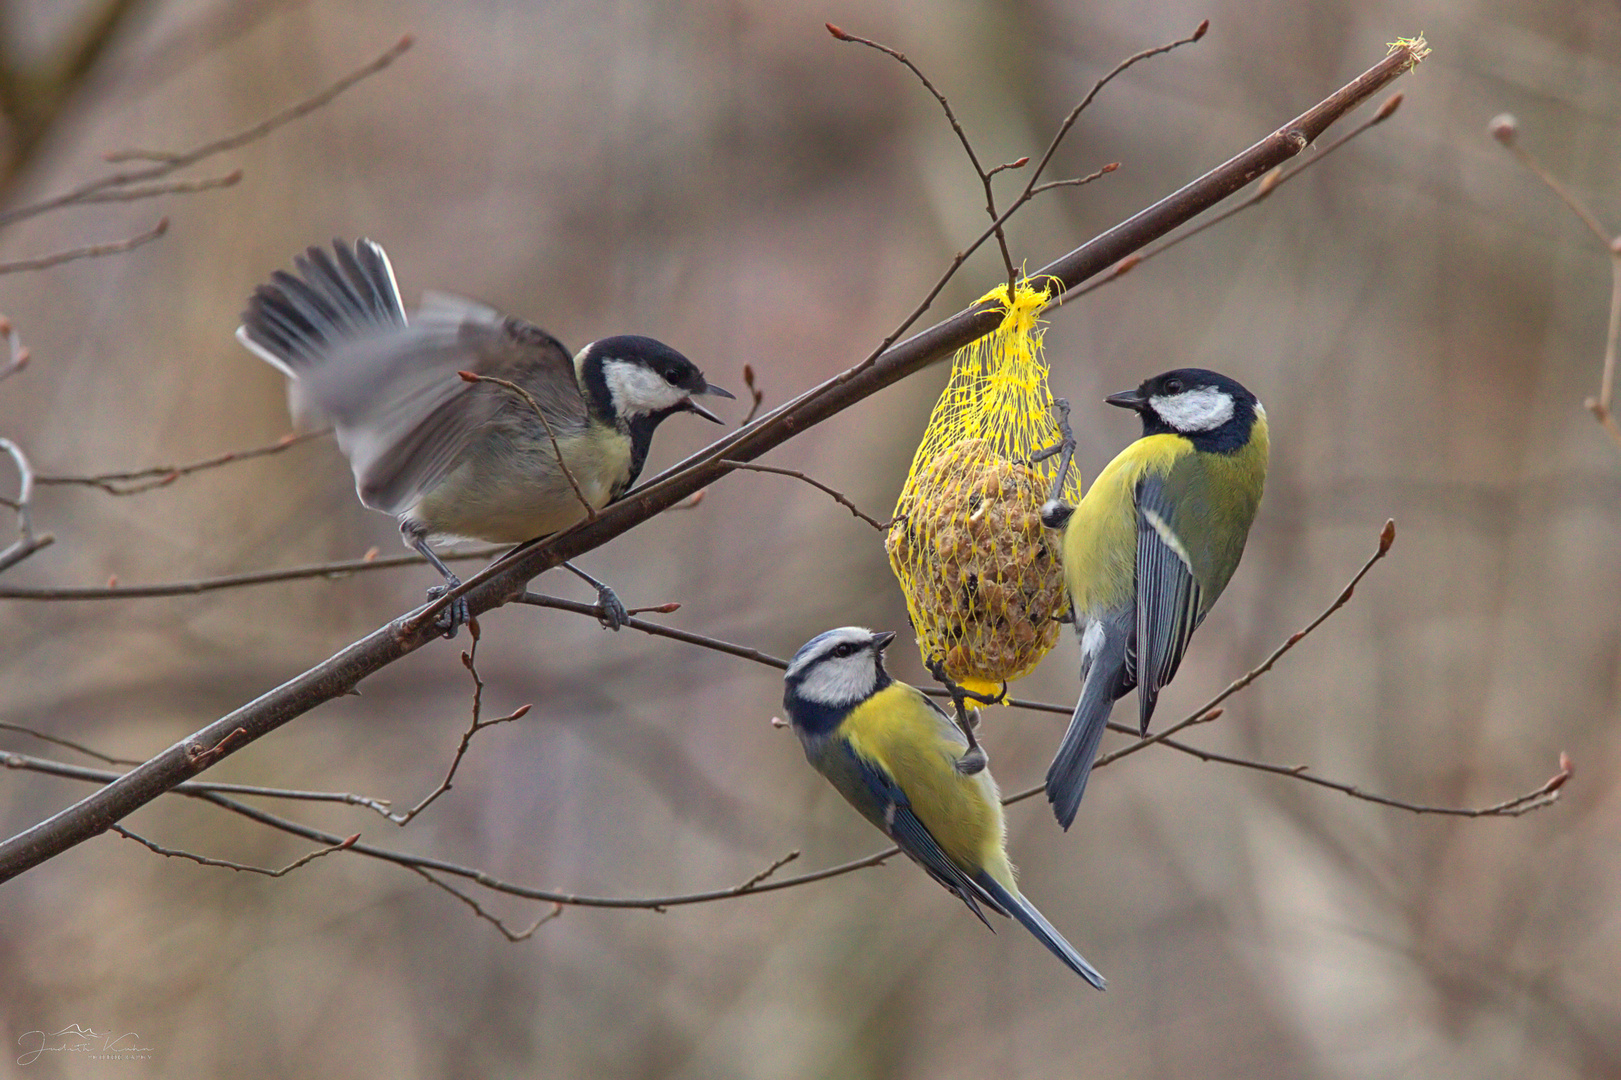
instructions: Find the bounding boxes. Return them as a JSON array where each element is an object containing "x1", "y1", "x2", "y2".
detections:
[
  {"x1": 237, "y1": 239, "x2": 732, "y2": 635},
  {"x1": 1041, "y1": 369, "x2": 1268, "y2": 829},
  {"x1": 783, "y1": 626, "x2": 1106, "y2": 988}
]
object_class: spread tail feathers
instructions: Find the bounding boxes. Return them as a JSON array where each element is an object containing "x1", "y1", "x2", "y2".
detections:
[
  {"x1": 237, "y1": 238, "x2": 405, "y2": 376},
  {"x1": 973, "y1": 871, "x2": 1106, "y2": 990}
]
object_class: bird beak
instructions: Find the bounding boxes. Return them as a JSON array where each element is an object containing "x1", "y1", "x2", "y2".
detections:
[
  {"x1": 871, "y1": 630, "x2": 897, "y2": 651},
  {"x1": 685, "y1": 382, "x2": 735, "y2": 424},
  {"x1": 1105, "y1": 388, "x2": 1149, "y2": 411}
]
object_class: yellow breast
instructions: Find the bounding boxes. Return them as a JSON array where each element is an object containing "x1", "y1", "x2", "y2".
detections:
[
  {"x1": 840, "y1": 685, "x2": 1009, "y2": 879},
  {"x1": 1061, "y1": 433, "x2": 1191, "y2": 616}
]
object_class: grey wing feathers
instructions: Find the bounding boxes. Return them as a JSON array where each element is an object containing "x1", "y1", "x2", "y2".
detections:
[
  {"x1": 237, "y1": 240, "x2": 585, "y2": 517},
  {"x1": 237, "y1": 238, "x2": 404, "y2": 375},
  {"x1": 1133, "y1": 474, "x2": 1205, "y2": 734},
  {"x1": 321, "y1": 303, "x2": 583, "y2": 516}
]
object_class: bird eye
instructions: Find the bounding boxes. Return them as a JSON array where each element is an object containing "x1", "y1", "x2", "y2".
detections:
[
  {"x1": 1164, "y1": 378, "x2": 1184, "y2": 394},
  {"x1": 832, "y1": 643, "x2": 856, "y2": 658}
]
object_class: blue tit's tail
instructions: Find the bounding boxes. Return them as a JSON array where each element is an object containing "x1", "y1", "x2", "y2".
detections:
[
  {"x1": 1046, "y1": 625, "x2": 1130, "y2": 830},
  {"x1": 237, "y1": 239, "x2": 405, "y2": 377},
  {"x1": 973, "y1": 871, "x2": 1106, "y2": 990}
]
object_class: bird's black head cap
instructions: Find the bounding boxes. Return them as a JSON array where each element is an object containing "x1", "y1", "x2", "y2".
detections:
[{"x1": 1106, "y1": 367, "x2": 1261, "y2": 453}]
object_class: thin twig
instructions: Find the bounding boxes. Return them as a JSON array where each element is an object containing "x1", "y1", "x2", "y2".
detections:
[
  {"x1": 735, "y1": 850, "x2": 802, "y2": 891},
  {"x1": 1491, "y1": 114, "x2": 1612, "y2": 243},
  {"x1": 1159, "y1": 740, "x2": 1573, "y2": 817},
  {"x1": 0, "y1": 438, "x2": 55, "y2": 573},
  {"x1": 111, "y1": 823, "x2": 358, "y2": 876},
  {"x1": 1491, "y1": 113, "x2": 1621, "y2": 450},
  {"x1": 0, "y1": 218, "x2": 168, "y2": 276},
  {"x1": 2, "y1": 751, "x2": 394, "y2": 815},
  {"x1": 70, "y1": 170, "x2": 242, "y2": 204},
  {"x1": 0, "y1": 724, "x2": 140, "y2": 766},
  {"x1": 460, "y1": 371, "x2": 595, "y2": 518},
  {"x1": 1062, "y1": 92, "x2": 1404, "y2": 304},
  {"x1": 828, "y1": 23, "x2": 1020, "y2": 288},
  {"x1": 1017, "y1": 20, "x2": 1207, "y2": 206},
  {"x1": 720, "y1": 460, "x2": 891, "y2": 530},
  {"x1": 388, "y1": 632, "x2": 532, "y2": 826},
  {"x1": 0, "y1": 545, "x2": 506, "y2": 600},
  {"x1": 411, "y1": 867, "x2": 565, "y2": 941},
  {"x1": 35, "y1": 430, "x2": 326, "y2": 495},
  {"x1": 516, "y1": 592, "x2": 790, "y2": 668},
  {"x1": 0, "y1": 315, "x2": 29, "y2": 383},
  {"x1": 740, "y1": 364, "x2": 765, "y2": 426},
  {"x1": 192, "y1": 787, "x2": 901, "y2": 909},
  {"x1": 0, "y1": 36, "x2": 414, "y2": 228}
]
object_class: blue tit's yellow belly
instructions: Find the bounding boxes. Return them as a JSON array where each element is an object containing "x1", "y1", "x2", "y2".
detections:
[{"x1": 839, "y1": 685, "x2": 1009, "y2": 879}]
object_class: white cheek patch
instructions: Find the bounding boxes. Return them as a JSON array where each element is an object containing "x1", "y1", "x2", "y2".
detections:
[
  {"x1": 602, "y1": 359, "x2": 689, "y2": 417},
  {"x1": 795, "y1": 655, "x2": 879, "y2": 707},
  {"x1": 1150, "y1": 387, "x2": 1234, "y2": 432}
]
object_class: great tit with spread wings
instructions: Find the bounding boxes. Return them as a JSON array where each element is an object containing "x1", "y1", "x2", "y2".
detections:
[{"x1": 237, "y1": 239, "x2": 732, "y2": 635}]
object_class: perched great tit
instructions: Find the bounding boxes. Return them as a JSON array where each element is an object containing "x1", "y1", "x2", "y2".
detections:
[
  {"x1": 783, "y1": 626, "x2": 1107, "y2": 988},
  {"x1": 237, "y1": 239, "x2": 732, "y2": 635},
  {"x1": 1041, "y1": 369, "x2": 1268, "y2": 829}
]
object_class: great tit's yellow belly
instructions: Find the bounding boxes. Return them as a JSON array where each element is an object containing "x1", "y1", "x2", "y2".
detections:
[
  {"x1": 410, "y1": 425, "x2": 633, "y2": 543},
  {"x1": 840, "y1": 685, "x2": 1009, "y2": 878},
  {"x1": 1061, "y1": 434, "x2": 1190, "y2": 616}
]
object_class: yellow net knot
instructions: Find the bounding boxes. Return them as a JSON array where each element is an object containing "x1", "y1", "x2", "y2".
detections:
[{"x1": 885, "y1": 279, "x2": 1081, "y2": 695}]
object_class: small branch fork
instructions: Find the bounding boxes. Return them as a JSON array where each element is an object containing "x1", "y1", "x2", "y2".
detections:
[
  {"x1": 0, "y1": 33, "x2": 1434, "y2": 884},
  {"x1": 385, "y1": 627, "x2": 533, "y2": 827},
  {"x1": 1490, "y1": 113, "x2": 1621, "y2": 451},
  {"x1": 827, "y1": 20, "x2": 1204, "y2": 297},
  {"x1": 0, "y1": 437, "x2": 55, "y2": 573},
  {"x1": 110, "y1": 823, "x2": 358, "y2": 877}
]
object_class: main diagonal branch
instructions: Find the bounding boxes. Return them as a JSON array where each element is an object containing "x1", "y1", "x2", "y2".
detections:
[{"x1": 0, "y1": 39, "x2": 1428, "y2": 884}]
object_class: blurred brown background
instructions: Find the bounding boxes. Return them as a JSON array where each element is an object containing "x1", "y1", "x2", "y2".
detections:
[{"x1": 0, "y1": 0, "x2": 1618, "y2": 1077}]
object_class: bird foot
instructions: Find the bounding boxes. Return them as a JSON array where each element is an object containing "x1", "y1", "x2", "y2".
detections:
[
  {"x1": 956, "y1": 747, "x2": 989, "y2": 775},
  {"x1": 425, "y1": 583, "x2": 470, "y2": 639},
  {"x1": 593, "y1": 583, "x2": 628, "y2": 631}
]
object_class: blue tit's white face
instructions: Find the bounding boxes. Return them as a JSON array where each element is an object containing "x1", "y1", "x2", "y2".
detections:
[{"x1": 784, "y1": 627, "x2": 892, "y2": 709}]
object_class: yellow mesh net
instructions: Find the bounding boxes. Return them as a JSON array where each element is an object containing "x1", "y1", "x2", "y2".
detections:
[{"x1": 885, "y1": 279, "x2": 1081, "y2": 695}]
